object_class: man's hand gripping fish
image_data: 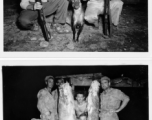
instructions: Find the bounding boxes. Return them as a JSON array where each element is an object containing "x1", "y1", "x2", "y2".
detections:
[
  {"x1": 87, "y1": 80, "x2": 100, "y2": 120},
  {"x1": 58, "y1": 82, "x2": 76, "y2": 120}
]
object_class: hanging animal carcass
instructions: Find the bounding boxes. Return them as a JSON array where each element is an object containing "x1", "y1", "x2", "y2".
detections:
[
  {"x1": 58, "y1": 82, "x2": 76, "y2": 120},
  {"x1": 87, "y1": 80, "x2": 100, "y2": 120},
  {"x1": 71, "y1": 0, "x2": 87, "y2": 42}
]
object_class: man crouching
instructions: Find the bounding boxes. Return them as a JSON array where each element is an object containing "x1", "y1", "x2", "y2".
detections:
[{"x1": 18, "y1": 0, "x2": 70, "y2": 33}]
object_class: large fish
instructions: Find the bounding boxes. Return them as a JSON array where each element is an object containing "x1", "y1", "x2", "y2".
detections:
[
  {"x1": 58, "y1": 82, "x2": 76, "y2": 120},
  {"x1": 87, "y1": 80, "x2": 100, "y2": 120}
]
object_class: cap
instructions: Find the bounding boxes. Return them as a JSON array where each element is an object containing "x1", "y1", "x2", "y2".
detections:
[
  {"x1": 45, "y1": 75, "x2": 54, "y2": 82},
  {"x1": 100, "y1": 76, "x2": 110, "y2": 82}
]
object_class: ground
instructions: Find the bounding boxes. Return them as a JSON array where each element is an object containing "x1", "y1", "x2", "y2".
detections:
[{"x1": 4, "y1": 3, "x2": 148, "y2": 52}]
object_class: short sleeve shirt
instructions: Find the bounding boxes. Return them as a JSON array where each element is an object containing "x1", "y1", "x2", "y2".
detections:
[
  {"x1": 37, "y1": 88, "x2": 58, "y2": 115},
  {"x1": 100, "y1": 88, "x2": 129, "y2": 111}
]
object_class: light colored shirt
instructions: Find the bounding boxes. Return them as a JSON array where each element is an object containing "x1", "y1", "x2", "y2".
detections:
[
  {"x1": 100, "y1": 88, "x2": 129, "y2": 120},
  {"x1": 37, "y1": 88, "x2": 58, "y2": 120}
]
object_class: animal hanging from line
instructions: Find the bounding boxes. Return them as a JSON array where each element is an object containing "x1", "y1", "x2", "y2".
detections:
[
  {"x1": 58, "y1": 82, "x2": 76, "y2": 120},
  {"x1": 87, "y1": 80, "x2": 100, "y2": 120},
  {"x1": 71, "y1": 0, "x2": 87, "y2": 42}
]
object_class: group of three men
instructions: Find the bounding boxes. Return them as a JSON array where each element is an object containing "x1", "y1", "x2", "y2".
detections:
[
  {"x1": 37, "y1": 75, "x2": 130, "y2": 120},
  {"x1": 18, "y1": 0, "x2": 123, "y2": 33}
]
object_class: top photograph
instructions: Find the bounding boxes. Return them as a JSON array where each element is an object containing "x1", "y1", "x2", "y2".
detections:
[{"x1": 4, "y1": 0, "x2": 148, "y2": 52}]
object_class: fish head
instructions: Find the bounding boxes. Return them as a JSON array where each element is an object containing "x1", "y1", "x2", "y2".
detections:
[
  {"x1": 72, "y1": 0, "x2": 81, "y2": 9},
  {"x1": 60, "y1": 82, "x2": 73, "y2": 103},
  {"x1": 89, "y1": 80, "x2": 100, "y2": 96}
]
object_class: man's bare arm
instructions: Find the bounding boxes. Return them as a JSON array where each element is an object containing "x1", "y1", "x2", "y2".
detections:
[{"x1": 115, "y1": 96, "x2": 130, "y2": 113}]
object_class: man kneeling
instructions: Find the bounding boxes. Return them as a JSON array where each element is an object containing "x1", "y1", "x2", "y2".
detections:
[{"x1": 18, "y1": 0, "x2": 70, "y2": 33}]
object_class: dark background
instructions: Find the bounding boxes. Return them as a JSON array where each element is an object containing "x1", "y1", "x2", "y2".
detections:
[
  {"x1": 3, "y1": 66, "x2": 148, "y2": 120},
  {"x1": 3, "y1": 0, "x2": 148, "y2": 13},
  {"x1": 4, "y1": 0, "x2": 148, "y2": 5}
]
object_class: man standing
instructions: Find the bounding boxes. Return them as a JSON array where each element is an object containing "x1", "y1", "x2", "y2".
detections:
[
  {"x1": 55, "y1": 78, "x2": 64, "y2": 113},
  {"x1": 99, "y1": 76, "x2": 130, "y2": 120},
  {"x1": 18, "y1": 0, "x2": 69, "y2": 33},
  {"x1": 37, "y1": 76, "x2": 58, "y2": 120},
  {"x1": 56, "y1": 78, "x2": 64, "y2": 88}
]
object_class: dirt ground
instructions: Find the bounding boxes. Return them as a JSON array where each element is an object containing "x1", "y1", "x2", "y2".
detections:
[{"x1": 4, "y1": 3, "x2": 148, "y2": 52}]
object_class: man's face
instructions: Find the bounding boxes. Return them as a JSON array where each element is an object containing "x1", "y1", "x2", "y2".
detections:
[
  {"x1": 57, "y1": 79, "x2": 64, "y2": 87},
  {"x1": 76, "y1": 94, "x2": 84, "y2": 103},
  {"x1": 47, "y1": 79, "x2": 54, "y2": 88},
  {"x1": 101, "y1": 79, "x2": 110, "y2": 90}
]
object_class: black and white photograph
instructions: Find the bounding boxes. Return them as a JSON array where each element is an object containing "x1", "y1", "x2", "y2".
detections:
[
  {"x1": 3, "y1": 65, "x2": 149, "y2": 120},
  {"x1": 3, "y1": 0, "x2": 148, "y2": 52}
]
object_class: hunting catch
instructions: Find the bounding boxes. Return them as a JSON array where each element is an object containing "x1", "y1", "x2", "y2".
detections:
[
  {"x1": 71, "y1": 0, "x2": 87, "y2": 42},
  {"x1": 58, "y1": 82, "x2": 76, "y2": 120},
  {"x1": 87, "y1": 80, "x2": 100, "y2": 120}
]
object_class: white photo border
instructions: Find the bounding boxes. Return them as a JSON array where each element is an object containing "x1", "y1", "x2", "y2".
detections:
[
  {"x1": 1, "y1": 0, "x2": 151, "y2": 58},
  {"x1": 0, "y1": 59, "x2": 151, "y2": 120}
]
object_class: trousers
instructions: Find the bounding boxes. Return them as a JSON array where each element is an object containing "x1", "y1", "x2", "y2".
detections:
[{"x1": 18, "y1": 0, "x2": 69, "y2": 29}]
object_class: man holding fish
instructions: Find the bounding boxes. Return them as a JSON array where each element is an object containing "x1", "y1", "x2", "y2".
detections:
[
  {"x1": 37, "y1": 76, "x2": 58, "y2": 120},
  {"x1": 36, "y1": 75, "x2": 129, "y2": 120}
]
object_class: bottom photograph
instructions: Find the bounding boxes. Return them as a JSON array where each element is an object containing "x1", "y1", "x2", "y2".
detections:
[{"x1": 3, "y1": 65, "x2": 148, "y2": 120}]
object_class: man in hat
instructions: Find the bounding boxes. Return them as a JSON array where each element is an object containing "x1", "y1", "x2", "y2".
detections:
[
  {"x1": 99, "y1": 76, "x2": 130, "y2": 120},
  {"x1": 37, "y1": 75, "x2": 58, "y2": 120}
]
